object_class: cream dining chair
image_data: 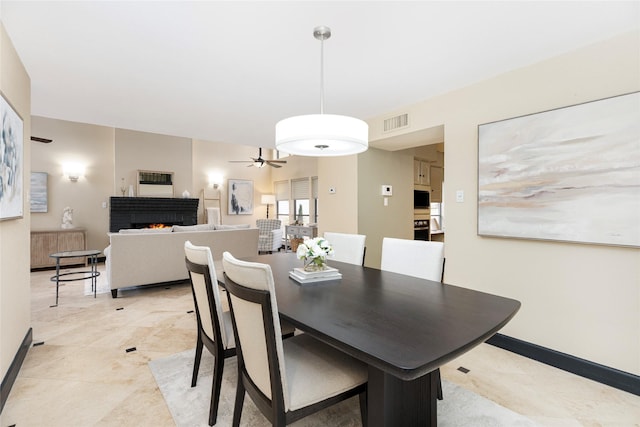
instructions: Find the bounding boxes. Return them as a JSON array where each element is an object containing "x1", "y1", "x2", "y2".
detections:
[
  {"x1": 323, "y1": 231, "x2": 367, "y2": 266},
  {"x1": 380, "y1": 237, "x2": 445, "y2": 399},
  {"x1": 222, "y1": 251, "x2": 368, "y2": 426},
  {"x1": 381, "y1": 237, "x2": 445, "y2": 282},
  {"x1": 184, "y1": 241, "x2": 294, "y2": 426}
]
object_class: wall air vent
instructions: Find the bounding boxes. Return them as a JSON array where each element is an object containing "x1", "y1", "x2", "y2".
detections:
[{"x1": 383, "y1": 113, "x2": 410, "y2": 133}]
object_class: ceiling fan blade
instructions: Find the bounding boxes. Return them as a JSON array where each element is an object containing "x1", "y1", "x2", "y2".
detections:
[
  {"x1": 229, "y1": 160, "x2": 253, "y2": 163},
  {"x1": 267, "y1": 163, "x2": 282, "y2": 168},
  {"x1": 267, "y1": 160, "x2": 287, "y2": 164}
]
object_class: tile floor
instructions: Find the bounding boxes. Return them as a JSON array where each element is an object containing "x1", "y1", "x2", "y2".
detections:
[{"x1": 1, "y1": 264, "x2": 639, "y2": 426}]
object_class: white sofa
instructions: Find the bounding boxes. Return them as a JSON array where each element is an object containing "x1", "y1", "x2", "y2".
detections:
[{"x1": 104, "y1": 224, "x2": 259, "y2": 298}]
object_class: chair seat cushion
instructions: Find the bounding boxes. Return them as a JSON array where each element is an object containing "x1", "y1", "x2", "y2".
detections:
[{"x1": 283, "y1": 334, "x2": 367, "y2": 411}]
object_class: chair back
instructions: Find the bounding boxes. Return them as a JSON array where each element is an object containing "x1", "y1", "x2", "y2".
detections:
[
  {"x1": 184, "y1": 241, "x2": 229, "y2": 348},
  {"x1": 256, "y1": 218, "x2": 281, "y2": 233},
  {"x1": 222, "y1": 251, "x2": 288, "y2": 408},
  {"x1": 381, "y1": 238, "x2": 444, "y2": 282},
  {"x1": 324, "y1": 232, "x2": 367, "y2": 266}
]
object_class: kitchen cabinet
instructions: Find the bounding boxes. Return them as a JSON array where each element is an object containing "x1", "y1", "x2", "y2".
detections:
[
  {"x1": 430, "y1": 166, "x2": 443, "y2": 202},
  {"x1": 413, "y1": 160, "x2": 430, "y2": 185}
]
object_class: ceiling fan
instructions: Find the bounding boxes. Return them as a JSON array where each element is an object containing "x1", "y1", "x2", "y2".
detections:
[{"x1": 229, "y1": 147, "x2": 287, "y2": 168}]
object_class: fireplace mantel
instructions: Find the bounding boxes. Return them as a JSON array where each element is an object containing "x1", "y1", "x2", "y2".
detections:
[{"x1": 109, "y1": 197, "x2": 199, "y2": 232}]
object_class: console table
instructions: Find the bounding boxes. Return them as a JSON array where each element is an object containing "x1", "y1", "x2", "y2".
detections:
[
  {"x1": 285, "y1": 224, "x2": 318, "y2": 252},
  {"x1": 31, "y1": 228, "x2": 86, "y2": 269}
]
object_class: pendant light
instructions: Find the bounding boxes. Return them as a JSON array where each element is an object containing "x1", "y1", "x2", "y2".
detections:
[{"x1": 275, "y1": 26, "x2": 368, "y2": 157}]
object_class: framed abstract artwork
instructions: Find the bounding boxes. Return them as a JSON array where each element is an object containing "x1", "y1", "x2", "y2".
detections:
[
  {"x1": 478, "y1": 92, "x2": 639, "y2": 247},
  {"x1": 228, "y1": 179, "x2": 253, "y2": 215},
  {"x1": 30, "y1": 172, "x2": 48, "y2": 213},
  {"x1": 0, "y1": 93, "x2": 24, "y2": 220}
]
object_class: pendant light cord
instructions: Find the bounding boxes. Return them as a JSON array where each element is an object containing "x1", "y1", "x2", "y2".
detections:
[{"x1": 319, "y1": 35, "x2": 325, "y2": 115}]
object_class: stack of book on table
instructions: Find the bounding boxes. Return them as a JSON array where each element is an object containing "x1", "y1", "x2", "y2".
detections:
[{"x1": 289, "y1": 266, "x2": 342, "y2": 284}]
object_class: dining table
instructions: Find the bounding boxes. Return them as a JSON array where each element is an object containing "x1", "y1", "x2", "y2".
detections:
[{"x1": 220, "y1": 252, "x2": 521, "y2": 427}]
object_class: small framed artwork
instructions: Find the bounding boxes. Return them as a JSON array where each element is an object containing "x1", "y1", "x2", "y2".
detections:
[
  {"x1": 30, "y1": 172, "x2": 48, "y2": 213},
  {"x1": 0, "y1": 92, "x2": 24, "y2": 220},
  {"x1": 228, "y1": 179, "x2": 253, "y2": 215}
]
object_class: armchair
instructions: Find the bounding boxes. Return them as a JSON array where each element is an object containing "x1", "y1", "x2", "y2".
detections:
[{"x1": 257, "y1": 219, "x2": 283, "y2": 253}]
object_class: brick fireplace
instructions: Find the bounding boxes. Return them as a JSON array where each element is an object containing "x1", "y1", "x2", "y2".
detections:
[{"x1": 109, "y1": 197, "x2": 199, "y2": 232}]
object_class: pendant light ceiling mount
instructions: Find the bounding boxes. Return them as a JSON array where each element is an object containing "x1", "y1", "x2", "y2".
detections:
[{"x1": 275, "y1": 26, "x2": 369, "y2": 157}]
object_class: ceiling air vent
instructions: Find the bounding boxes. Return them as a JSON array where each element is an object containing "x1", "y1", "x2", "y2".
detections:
[{"x1": 383, "y1": 113, "x2": 409, "y2": 133}]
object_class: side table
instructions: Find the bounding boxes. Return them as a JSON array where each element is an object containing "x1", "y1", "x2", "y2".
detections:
[
  {"x1": 49, "y1": 249, "x2": 101, "y2": 307},
  {"x1": 285, "y1": 225, "x2": 318, "y2": 252}
]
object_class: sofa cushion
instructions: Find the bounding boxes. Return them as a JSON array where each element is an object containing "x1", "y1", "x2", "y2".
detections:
[
  {"x1": 119, "y1": 227, "x2": 173, "y2": 234},
  {"x1": 215, "y1": 224, "x2": 250, "y2": 230},
  {"x1": 172, "y1": 224, "x2": 216, "y2": 232}
]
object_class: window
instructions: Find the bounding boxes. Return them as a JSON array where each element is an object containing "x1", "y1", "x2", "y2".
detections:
[
  {"x1": 275, "y1": 180, "x2": 290, "y2": 226},
  {"x1": 430, "y1": 202, "x2": 443, "y2": 231},
  {"x1": 311, "y1": 176, "x2": 318, "y2": 223},
  {"x1": 292, "y1": 178, "x2": 310, "y2": 225}
]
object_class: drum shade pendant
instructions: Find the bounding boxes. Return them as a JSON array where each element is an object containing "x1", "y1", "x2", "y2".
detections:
[{"x1": 275, "y1": 26, "x2": 368, "y2": 157}]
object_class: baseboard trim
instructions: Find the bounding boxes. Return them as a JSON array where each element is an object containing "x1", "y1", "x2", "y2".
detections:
[
  {"x1": 0, "y1": 328, "x2": 32, "y2": 414},
  {"x1": 487, "y1": 333, "x2": 639, "y2": 396}
]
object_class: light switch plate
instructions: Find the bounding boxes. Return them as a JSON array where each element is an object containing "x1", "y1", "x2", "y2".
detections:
[{"x1": 456, "y1": 190, "x2": 464, "y2": 203}]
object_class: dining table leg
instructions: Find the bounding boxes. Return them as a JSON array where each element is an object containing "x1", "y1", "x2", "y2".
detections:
[{"x1": 367, "y1": 366, "x2": 438, "y2": 426}]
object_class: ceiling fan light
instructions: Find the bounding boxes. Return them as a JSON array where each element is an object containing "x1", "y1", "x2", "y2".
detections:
[{"x1": 275, "y1": 114, "x2": 368, "y2": 157}]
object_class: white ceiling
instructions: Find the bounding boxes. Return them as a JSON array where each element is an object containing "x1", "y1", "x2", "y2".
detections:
[{"x1": 1, "y1": 1, "x2": 638, "y2": 150}]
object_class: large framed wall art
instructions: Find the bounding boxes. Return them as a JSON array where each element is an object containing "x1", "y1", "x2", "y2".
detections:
[
  {"x1": 228, "y1": 179, "x2": 253, "y2": 215},
  {"x1": 0, "y1": 93, "x2": 24, "y2": 220},
  {"x1": 478, "y1": 92, "x2": 639, "y2": 247}
]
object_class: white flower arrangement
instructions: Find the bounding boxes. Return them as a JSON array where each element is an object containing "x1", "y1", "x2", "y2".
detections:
[{"x1": 296, "y1": 236, "x2": 334, "y2": 269}]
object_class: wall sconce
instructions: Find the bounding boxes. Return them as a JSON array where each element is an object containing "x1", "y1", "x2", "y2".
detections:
[
  {"x1": 63, "y1": 163, "x2": 85, "y2": 182},
  {"x1": 261, "y1": 194, "x2": 276, "y2": 219},
  {"x1": 208, "y1": 173, "x2": 223, "y2": 189}
]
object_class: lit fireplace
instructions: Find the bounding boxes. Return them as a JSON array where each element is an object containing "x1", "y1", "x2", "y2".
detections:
[{"x1": 109, "y1": 197, "x2": 199, "y2": 232}]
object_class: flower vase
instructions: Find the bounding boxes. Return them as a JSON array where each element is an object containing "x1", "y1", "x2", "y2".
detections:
[{"x1": 303, "y1": 257, "x2": 326, "y2": 272}]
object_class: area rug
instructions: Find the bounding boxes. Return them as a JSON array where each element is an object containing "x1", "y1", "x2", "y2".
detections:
[
  {"x1": 150, "y1": 349, "x2": 537, "y2": 427},
  {"x1": 82, "y1": 266, "x2": 110, "y2": 296}
]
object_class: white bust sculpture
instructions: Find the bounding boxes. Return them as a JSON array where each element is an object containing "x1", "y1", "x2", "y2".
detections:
[{"x1": 61, "y1": 206, "x2": 74, "y2": 229}]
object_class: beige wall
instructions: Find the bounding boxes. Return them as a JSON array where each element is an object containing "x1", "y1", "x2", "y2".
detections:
[
  {"x1": 317, "y1": 155, "x2": 359, "y2": 236},
  {"x1": 191, "y1": 140, "x2": 276, "y2": 225},
  {"x1": 365, "y1": 31, "x2": 640, "y2": 375},
  {"x1": 31, "y1": 117, "x2": 114, "y2": 251},
  {"x1": 0, "y1": 23, "x2": 31, "y2": 384},
  {"x1": 357, "y1": 148, "x2": 414, "y2": 268}
]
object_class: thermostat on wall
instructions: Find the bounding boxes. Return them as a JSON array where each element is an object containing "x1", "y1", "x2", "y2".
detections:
[{"x1": 381, "y1": 185, "x2": 392, "y2": 196}]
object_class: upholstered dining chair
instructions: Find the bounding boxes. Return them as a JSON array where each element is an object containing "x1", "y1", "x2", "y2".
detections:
[
  {"x1": 323, "y1": 231, "x2": 367, "y2": 266},
  {"x1": 380, "y1": 237, "x2": 445, "y2": 400},
  {"x1": 222, "y1": 251, "x2": 368, "y2": 427},
  {"x1": 381, "y1": 237, "x2": 445, "y2": 282},
  {"x1": 184, "y1": 241, "x2": 294, "y2": 426},
  {"x1": 256, "y1": 219, "x2": 283, "y2": 253}
]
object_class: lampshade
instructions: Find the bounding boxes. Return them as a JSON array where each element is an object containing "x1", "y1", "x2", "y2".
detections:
[
  {"x1": 275, "y1": 26, "x2": 368, "y2": 157},
  {"x1": 261, "y1": 194, "x2": 276, "y2": 205},
  {"x1": 275, "y1": 114, "x2": 368, "y2": 157}
]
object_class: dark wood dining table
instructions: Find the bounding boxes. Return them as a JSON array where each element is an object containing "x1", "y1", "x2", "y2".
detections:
[{"x1": 221, "y1": 253, "x2": 520, "y2": 426}]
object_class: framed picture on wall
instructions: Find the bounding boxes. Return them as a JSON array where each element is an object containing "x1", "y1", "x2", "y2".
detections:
[
  {"x1": 478, "y1": 91, "x2": 640, "y2": 248},
  {"x1": 0, "y1": 92, "x2": 24, "y2": 220},
  {"x1": 228, "y1": 179, "x2": 253, "y2": 215},
  {"x1": 30, "y1": 172, "x2": 48, "y2": 213}
]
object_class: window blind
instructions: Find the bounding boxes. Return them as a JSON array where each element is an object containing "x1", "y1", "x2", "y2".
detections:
[
  {"x1": 311, "y1": 176, "x2": 318, "y2": 199},
  {"x1": 292, "y1": 178, "x2": 310, "y2": 200},
  {"x1": 275, "y1": 180, "x2": 289, "y2": 201}
]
